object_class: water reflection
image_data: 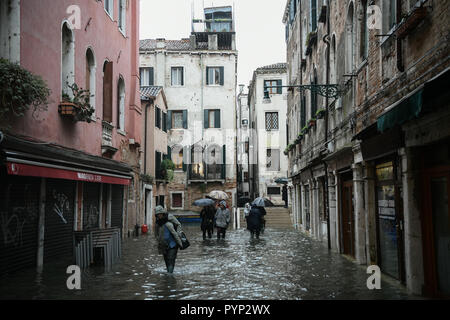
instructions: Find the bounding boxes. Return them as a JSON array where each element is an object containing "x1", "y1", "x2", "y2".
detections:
[{"x1": 0, "y1": 224, "x2": 416, "y2": 300}]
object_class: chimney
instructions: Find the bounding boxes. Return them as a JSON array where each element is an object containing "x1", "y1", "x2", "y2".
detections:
[
  {"x1": 156, "y1": 38, "x2": 166, "y2": 49},
  {"x1": 208, "y1": 34, "x2": 218, "y2": 51},
  {"x1": 189, "y1": 34, "x2": 197, "y2": 50}
]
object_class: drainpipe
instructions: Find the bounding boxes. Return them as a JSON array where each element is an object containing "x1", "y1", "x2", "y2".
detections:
[{"x1": 323, "y1": 0, "x2": 332, "y2": 250}]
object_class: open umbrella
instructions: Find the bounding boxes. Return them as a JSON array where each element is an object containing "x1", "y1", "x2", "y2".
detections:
[
  {"x1": 192, "y1": 198, "x2": 216, "y2": 207},
  {"x1": 207, "y1": 190, "x2": 229, "y2": 200},
  {"x1": 252, "y1": 197, "x2": 274, "y2": 207},
  {"x1": 274, "y1": 177, "x2": 288, "y2": 184}
]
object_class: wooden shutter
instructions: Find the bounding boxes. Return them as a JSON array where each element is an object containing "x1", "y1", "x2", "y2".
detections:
[
  {"x1": 162, "y1": 112, "x2": 167, "y2": 132},
  {"x1": 204, "y1": 109, "x2": 209, "y2": 129},
  {"x1": 219, "y1": 67, "x2": 224, "y2": 85},
  {"x1": 103, "y1": 61, "x2": 113, "y2": 123},
  {"x1": 206, "y1": 67, "x2": 210, "y2": 85},
  {"x1": 149, "y1": 67, "x2": 154, "y2": 86},
  {"x1": 221, "y1": 145, "x2": 226, "y2": 179},
  {"x1": 214, "y1": 110, "x2": 220, "y2": 128},
  {"x1": 277, "y1": 80, "x2": 282, "y2": 94},
  {"x1": 182, "y1": 110, "x2": 188, "y2": 129},
  {"x1": 181, "y1": 68, "x2": 184, "y2": 86},
  {"x1": 167, "y1": 146, "x2": 172, "y2": 160},
  {"x1": 167, "y1": 110, "x2": 172, "y2": 130}
]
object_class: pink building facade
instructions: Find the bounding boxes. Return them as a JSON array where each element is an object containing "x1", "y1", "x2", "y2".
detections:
[{"x1": 0, "y1": 0, "x2": 142, "y2": 275}]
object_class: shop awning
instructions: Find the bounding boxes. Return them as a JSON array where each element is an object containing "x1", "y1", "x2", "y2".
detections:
[
  {"x1": 6, "y1": 161, "x2": 130, "y2": 185},
  {"x1": 377, "y1": 88, "x2": 424, "y2": 133}
]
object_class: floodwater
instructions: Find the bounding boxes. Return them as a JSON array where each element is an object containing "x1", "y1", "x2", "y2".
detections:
[{"x1": 0, "y1": 224, "x2": 417, "y2": 300}]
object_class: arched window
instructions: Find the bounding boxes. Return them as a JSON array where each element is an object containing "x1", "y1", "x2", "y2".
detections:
[
  {"x1": 61, "y1": 22, "x2": 75, "y2": 97},
  {"x1": 345, "y1": 2, "x2": 355, "y2": 74},
  {"x1": 86, "y1": 48, "x2": 96, "y2": 115},
  {"x1": 117, "y1": 76, "x2": 125, "y2": 130}
]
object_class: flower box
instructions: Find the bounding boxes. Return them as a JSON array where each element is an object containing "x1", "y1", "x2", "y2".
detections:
[
  {"x1": 58, "y1": 101, "x2": 79, "y2": 117},
  {"x1": 395, "y1": 7, "x2": 427, "y2": 39}
]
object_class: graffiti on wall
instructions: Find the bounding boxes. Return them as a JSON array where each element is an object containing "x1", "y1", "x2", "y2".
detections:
[{"x1": 52, "y1": 189, "x2": 70, "y2": 224}]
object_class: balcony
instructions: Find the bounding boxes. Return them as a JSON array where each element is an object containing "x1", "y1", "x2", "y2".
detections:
[
  {"x1": 188, "y1": 163, "x2": 225, "y2": 184},
  {"x1": 101, "y1": 121, "x2": 117, "y2": 156}
]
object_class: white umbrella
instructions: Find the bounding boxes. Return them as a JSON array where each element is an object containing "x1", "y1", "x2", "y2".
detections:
[{"x1": 207, "y1": 190, "x2": 229, "y2": 200}]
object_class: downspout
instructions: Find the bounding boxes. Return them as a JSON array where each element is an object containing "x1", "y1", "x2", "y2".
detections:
[{"x1": 323, "y1": 0, "x2": 332, "y2": 250}]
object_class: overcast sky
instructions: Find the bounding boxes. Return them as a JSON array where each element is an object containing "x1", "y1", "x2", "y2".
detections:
[{"x1": 140, "y1": 0, "x2": 287, "y2": 92}]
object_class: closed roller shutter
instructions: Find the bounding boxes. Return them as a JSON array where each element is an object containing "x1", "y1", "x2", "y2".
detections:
[
  {"x1": 0, "y1": 175, "x2": 40, "y2": 277},
  {"x1": 111, "y1": 185, "x2": 124, "y2": 230},
  {"x1": 44, "y1": 179, "x2": 75, "y2": 264},
  {"x1": 83, "y1": 182, "x2": 100, "y2": 230}
]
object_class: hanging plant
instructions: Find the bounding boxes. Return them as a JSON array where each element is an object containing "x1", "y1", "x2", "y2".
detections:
[
  {"x1": 0, "y1": 58, "x2": 51, "y2": 125},
  {"x1": 59, "y1": 83, "x2": 95, "y2": 123},
  {"x1": 161, "y1": 159, "x2": 175, "y2": 181}
]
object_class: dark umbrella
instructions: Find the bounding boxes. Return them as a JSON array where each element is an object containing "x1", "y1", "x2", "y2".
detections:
[
  {"x1": 193, "y1": 198, "x2": 216, "y2": 207},
  {"x1": 252, "y1": 197, "x2": 275, "y2": 207},
  {"x1": 274, "y1": 178, "x2": 288, "y2": 184}
]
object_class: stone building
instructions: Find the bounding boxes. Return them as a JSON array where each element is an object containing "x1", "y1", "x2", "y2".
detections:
[
  {"x1": 248, "y1": 63, "x2": 289, "y2": 206},
  {"x1": 284, "y1": 0, "x2": 450, "y2": 297},
  {"x1": 0, "y1": 0, "x2": 141, "y2": 275},
  {"x1": 139, "y1": 5, "x2": 238, "y2": 216}
]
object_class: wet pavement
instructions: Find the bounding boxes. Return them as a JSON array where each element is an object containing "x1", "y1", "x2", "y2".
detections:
[{"x1": 0, "y1": 224, "x2": 418, "y2": 300}]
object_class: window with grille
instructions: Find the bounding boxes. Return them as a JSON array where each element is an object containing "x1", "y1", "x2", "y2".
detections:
[{"x1": 265, "y1": 112, "x2": 279, "y2": 131}]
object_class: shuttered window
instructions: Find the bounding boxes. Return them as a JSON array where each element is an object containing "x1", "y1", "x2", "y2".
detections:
[
  {"x1": 140, "y1": 67, "x2": 154, "y2": 86},
  {"x1": 171, "y1": 67, "x2": 184, "y2": 86},
  {"x1": 103, "y1": 61, "x2": 113, "y2": 123},
  {"x1": 206, "y1": 67, "x2": 224, "y2": 86},
  {"x1": 204, "y1": 109, "x2": 221, "y2": 128}
]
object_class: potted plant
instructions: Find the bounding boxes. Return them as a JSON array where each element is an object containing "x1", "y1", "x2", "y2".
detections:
[
  {"x1": 0, "y1": 58, "x2": 51, "y2": 126},
  {"x1": 140, "y1": 174, "x2": 154, "y2": 185},
  {"x1": 59, "y1": 83, "x2": 95, "y2": 122},
  {"x1": 315, "y1": 108, "x2": 326, "y2": 119},
  {"x1": 161, "y1": 159, "x2": 175, "y2": 181}
]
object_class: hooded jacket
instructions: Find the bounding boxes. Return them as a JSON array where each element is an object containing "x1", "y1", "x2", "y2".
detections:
[{"x1": 215, "y1": 206, "x2": 230, "y2": 228}]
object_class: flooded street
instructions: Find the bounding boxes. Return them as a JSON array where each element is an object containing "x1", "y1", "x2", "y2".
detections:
[{"x1": 0, "y1": 224, "x2": 416, "y2": 300}]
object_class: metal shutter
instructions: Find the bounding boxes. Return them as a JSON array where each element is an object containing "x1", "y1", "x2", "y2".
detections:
[{"x1": 44, "y1": 179, "x2": 75, "y2": 264}]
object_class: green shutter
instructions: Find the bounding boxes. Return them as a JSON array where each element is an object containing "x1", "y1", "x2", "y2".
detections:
[
  {"x1": 149, "y1": 67, "x2": 154, "y2": 86},
  {"x1": 182, "y1": 110, "x2": 188, "y2": 129},
  {"x1": 277, "y1": 80, "x2": 282, "y2": 94},
  {"x1": 214, "y1": 110, "x2": 220, "y2": 128},
  {"x1": 219, "y1": 67, "x2": 224, "y2": 86},
  {"x1": 206, "y1": 67, "x2": 210, "y2": 85},
  {"x1": 221, "y1": 145, "x2": 226, "y2": 179},
  {"x1": 167, "y1": 110, "x2": 172, "y2": 130},
  {"x1": 167, "y1": 146, "x2": 172, "y2": 160},
  {"x1": 204, "y1": 109, "x2": 209, "y2": 129},
  {"x1": 162, "y1": 112, "x2": 167, "y2": 132}
]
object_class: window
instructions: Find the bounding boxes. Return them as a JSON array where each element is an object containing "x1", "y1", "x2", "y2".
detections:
[
  {"x1": 85, "y1": 48, "x2": 96, "y2": 115},
  {"x1": 266, "y1": 149, "x2": 280, "y2": 171},
  {"x1": 104, "y1": 0, "x2": 114, "y2": 18},
  {"x1": 265, "y1": 112, "x2": 279, "y2": 131},
  {"x1": 155, "y1": 106, "x2": 161, "y2": 129},
  {"x1": 171, "y1": 67, "x2": 184, "y2": 86},
  {"x1": 311, "y1": 0, "x2": 317, "y2": 31},
  {"x1": 171, "y1": 193, "x2": 183, "y2": 209},
  {"x1": 267, "y1": 187, "x2": 281, "y2": 195},
  {"x1": 264, "y1": 80, "x2": 282, "y2": 94},
  {"x1": 360, "y1": 0, "x2": 369, "y2": 60},
  {"x1": 118, "y1": 0, "x2": 126, "y2": 33},
  {"x1": 173, "y1": 146, "x2": 183, "y2": 171},
  {"x1": 345, "y1": 3, "x2": 355, "y2": 74},
  {"x1": 62, "y1": 22, "x2": 75, "y2": 97},
  {"x1": 382, "y1": 0, "x2": 397, "y2": 33},
  {"x1": 204, "y1": 109, "x2": 221, "y2": 128},
  {"x1": 103, "y1": 61, "x2": 113, "y2": 123},
  {"x1": 167, "y1": 110, "x2": 187, "y2": 129},
  {"x1": 311, "y1": 70, "x2": 318, "y2": 117},
  {"x1": 206, "y1": 67, "x2": 224, "y2": 85},
  {"x1": 117, "y1": 77, "x2": 125, "y2": 131},
  {"x1": 206, "y1": 145, "x2": 225, "y2": 180},
  {"x1": 140, "y1": 67, "x2": 154, "y2": 87}
]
